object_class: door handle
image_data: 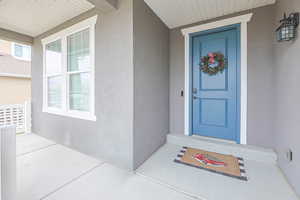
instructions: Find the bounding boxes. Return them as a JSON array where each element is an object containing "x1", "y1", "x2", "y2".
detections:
[{"x1": 193, "y1": 96, "x2": 200, "y2": 100}]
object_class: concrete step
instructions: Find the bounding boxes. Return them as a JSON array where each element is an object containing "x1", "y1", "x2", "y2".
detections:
[{"x1": 167, "y1": 134, "x2": 277, "y2": 164}]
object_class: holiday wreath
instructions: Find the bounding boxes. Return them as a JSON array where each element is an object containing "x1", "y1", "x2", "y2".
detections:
[{"x1": 200, "y1": 52, "x2": 227, "y2": 75}]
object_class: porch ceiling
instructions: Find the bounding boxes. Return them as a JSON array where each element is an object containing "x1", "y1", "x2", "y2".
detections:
[
  {"x1": 0, "y1": 0, "x2": 97, "y2": 37},
  {"x1": 144, "y1": 0, "x2": 276, "y2": 28}
]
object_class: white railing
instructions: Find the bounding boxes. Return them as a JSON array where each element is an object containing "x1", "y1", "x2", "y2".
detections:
[
  {"x1": 0, "y1": 101, "x2": 31, "y2": 134},
  {"x1": 0, "y1": 125, "x2": 17, "y2": 200}
]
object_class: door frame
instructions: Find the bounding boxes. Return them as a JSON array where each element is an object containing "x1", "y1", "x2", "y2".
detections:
[{"x1": 181, "y1": 13, "x2": 253, "y2": 144}]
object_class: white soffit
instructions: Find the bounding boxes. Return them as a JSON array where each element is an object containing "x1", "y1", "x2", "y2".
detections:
[
  {"x1": 0, "y1": 0, "x2": 95, "y2": 37},
  {"x1": 144, "y1": 0, "x2": 276, "y2": 28}
]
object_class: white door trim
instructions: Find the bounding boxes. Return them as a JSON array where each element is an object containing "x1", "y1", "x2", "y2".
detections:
[{"x1": 181, "y1": 13, "x2": 253, "y2": 145}]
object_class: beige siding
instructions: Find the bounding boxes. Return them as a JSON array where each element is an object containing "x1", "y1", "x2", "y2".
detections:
[
  {"x1": 0, "y1": 77, "x2": 31, "y2": 105},
  {"x1": 0, "y1": 39, "x2": 11, "y2": 55}
]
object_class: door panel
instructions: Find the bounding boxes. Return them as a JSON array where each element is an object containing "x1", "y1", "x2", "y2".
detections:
[
  {"x1": 192, "y1": 27, "x2": 240, "y2": 142},
  {"x1": 200, "y1": 99, "x2": 227, "y2": 127}
]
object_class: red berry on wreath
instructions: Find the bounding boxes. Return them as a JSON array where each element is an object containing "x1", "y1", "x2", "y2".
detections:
[{"x1": 200, "y1": 52, "x2": 227, "y2": 76}]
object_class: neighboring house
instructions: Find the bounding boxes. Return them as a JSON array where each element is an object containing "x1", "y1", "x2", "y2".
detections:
[
  {"x1": 0, "y1": 0, "x2": 299, "y2": 196},
  {"x1": 0, "y1": 40, "x2": 31, "y2": 105}
]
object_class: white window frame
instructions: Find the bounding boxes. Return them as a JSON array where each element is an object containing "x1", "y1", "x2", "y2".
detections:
[
  {"x1": 41, "y1": 15, "x2": 97, "y2": 121},
  {"x1": 11, "y1": 42, "x2": 31, "y2": 61}
]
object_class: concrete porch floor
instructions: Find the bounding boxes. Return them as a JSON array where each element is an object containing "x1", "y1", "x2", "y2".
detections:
[{"x1": 16, "y1": 134, "x2": 299, "y2": 200}]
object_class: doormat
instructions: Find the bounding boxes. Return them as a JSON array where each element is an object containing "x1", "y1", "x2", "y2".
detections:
[{"x1": 174, "y1": 147, "x2": 247, "y2": 181}]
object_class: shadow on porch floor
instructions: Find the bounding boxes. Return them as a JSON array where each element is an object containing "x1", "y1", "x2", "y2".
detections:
[
  {"x1": 137, "y1": 142, "x2": 298, "y2": 200},
  {"x1": 16, "y1": 134, "x2": 193, "y2": 200},
  {"x1": 16, "y1": 134, "x2": 299, "y2": 200}
]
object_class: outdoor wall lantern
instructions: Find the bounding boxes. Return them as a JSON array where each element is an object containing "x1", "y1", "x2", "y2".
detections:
[{"x1": 276, "y1": 12, "x2": 299, "y2": 42}]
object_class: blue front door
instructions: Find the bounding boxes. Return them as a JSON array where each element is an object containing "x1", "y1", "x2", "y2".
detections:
[{"x1": 192, "y1": 25, "x2": 240, "y2": 142}]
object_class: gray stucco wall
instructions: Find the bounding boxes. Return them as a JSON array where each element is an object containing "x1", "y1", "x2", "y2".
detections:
[
  {"x1": 32, "y1": 0, "x2": 169, "y2": 170},
  {"x1": 30, "y1": 0, "x2": 300, "y2": 192},
  {"x1": 32, "y1": 1, "x2": 135, "y2": 170},
  {"x1": 274, "y1": 0, "x2": 300, "y2": 195},
  {"x1": 169, "y1": 5, "x2": 276, "y2": 148},
  {"x1": 132, "y1": 0, "x2": 169, "y2": 168}
]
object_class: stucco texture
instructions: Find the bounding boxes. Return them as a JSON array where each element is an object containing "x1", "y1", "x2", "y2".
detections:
[
  {"x1": 30, "y1": 0, "x2": 300, "y2": 194},
  {"x1": 274, "y1": 0, "x2": 300, "y2": 195},
  {"x1": 32, "y1": 0, "x2": 169, "y2": 170},
  {"x1": 32, "y1": 1, "x2": 135, "y2": 170},
  {"x1": 169, "y1": 3, "x2": 299, "y2": 195},
  {"x1": 133, "y1": 0, "x2": 169, "y2": 168},
  {"x1": 169, "y1": 5, "x2": 276, "y2": 148}
]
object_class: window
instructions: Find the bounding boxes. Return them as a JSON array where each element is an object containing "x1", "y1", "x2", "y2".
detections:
[
  {"x1": 42, "y1": 16, "x2": 97, "y2": 121},
  {"x1": 12, "y1": 43, "x2": 31, "y2": 61}
]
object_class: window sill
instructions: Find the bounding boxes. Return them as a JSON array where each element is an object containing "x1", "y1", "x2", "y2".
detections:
[
  {"x1": 42, "y1": 108, "x2": 96, "y2": 121},
  {"x1": 12, "y1": 55, "x2": 31, "y2": 62}
]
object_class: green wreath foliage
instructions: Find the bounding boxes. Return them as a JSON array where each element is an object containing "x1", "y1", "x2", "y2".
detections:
[{"x1": 200, "y1": 52, "x2": 227, "y2": 76}]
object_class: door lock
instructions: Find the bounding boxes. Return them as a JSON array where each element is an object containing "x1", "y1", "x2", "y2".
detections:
[{"x1": 193, "y1": 88, "x2": 198, "y2": 94}]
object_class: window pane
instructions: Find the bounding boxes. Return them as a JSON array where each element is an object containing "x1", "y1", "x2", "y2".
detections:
[
  {"x1": 48, "y1": 76, "x2": 62, "y2": 108},
  {"x1": 69, "y1": 73, "x2": 90, "y2": 111},
  {"x1": 67, "y1": 29, "x2": 90, "y2": 72},
  {"x1": 46, "y1": 40, "x2": 62, "y2": 74},
  {"x1": 14, "y1": 44, "x2": 23, "y2": 57},
  {"x1": 23, "y1": 46, "x2": 31, "y2": 61}
]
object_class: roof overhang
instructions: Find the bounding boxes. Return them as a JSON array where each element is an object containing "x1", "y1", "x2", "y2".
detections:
[
  {"x1": 144, "y1": 0, "x2": 276, "y2": 29},
  {"x1": 0, "y1": 0, "x2": 118, "y2": 45},
  {"x1": 86, "y1": 0, "x2": 118, "y2": 12},
  {"x1": 0, "y1": 28, "x2": 33, "y2": 46}
]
